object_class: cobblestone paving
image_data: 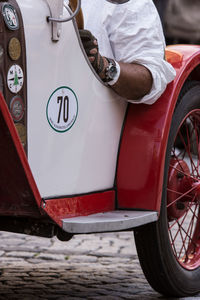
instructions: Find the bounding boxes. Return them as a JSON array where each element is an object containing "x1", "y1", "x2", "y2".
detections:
[{"x1": 0, "y1": 231, "x2": 199, "y2": 300}]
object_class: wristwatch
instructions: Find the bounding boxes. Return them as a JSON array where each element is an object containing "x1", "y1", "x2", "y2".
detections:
[{"x1": 104, "y1": 58, "x2": 118, "y2": 82}]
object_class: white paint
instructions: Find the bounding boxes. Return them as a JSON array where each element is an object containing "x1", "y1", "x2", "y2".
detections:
[{"x1": 17, "y1": 0, "x2": 127, "y2": 198}]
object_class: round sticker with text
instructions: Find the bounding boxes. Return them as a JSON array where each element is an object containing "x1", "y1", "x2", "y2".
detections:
[{"x1": 46, "y1": 86, "x2": 78, "y2": 133}]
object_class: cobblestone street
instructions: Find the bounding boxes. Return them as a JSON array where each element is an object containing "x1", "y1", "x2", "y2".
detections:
[{"x1": 0, "y1": 231, "x2": 199, "y2": 300}]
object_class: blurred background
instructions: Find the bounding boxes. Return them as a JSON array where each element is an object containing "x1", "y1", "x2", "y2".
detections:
[{"x1": 153, "y1": 0, "x2": 200, "y2": 45}]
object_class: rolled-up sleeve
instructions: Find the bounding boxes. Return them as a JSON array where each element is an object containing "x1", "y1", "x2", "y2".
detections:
[{"x1": 106, "y1": 0, "x2": 176, "y2": 104}]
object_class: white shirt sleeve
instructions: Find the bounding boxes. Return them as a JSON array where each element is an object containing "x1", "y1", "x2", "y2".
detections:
[{"x1": 104, "y1": 0, "x2": 176, "y2": 105}]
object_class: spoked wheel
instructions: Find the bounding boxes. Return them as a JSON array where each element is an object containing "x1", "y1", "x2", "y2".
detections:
[
  {"x1": 134, "y1": 82, "x2": 200, "y2": 297},
  {"x1": 168, "y1": 113, "x2": 200, "y2": 271}
]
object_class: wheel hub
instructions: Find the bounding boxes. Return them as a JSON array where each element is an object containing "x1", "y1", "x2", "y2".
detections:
[{"x1": 167, "y1": 158, "x2": 193, "y2": 220}]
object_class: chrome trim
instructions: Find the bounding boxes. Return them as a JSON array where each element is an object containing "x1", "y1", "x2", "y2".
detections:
[
  {"x1": 48, "y1": 0, "x2": 81, "y2": 23},
  {"x1": 106, "y1": 0, "x2": 130, "y2": 3},
  {"x1": 62, "y1": 210, "x2": 158, "y2": 233}
]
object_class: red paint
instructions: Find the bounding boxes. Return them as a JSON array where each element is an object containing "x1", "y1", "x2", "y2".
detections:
[
  {"x1": 0, "y1": 93, "x2": 42, "y2": 216},
  {"x1": 44, "y1": 190, "x2": 115, "y2": 226},
  {"x1": 117, "y1": 45, "x2": 200, "y2": 213}
]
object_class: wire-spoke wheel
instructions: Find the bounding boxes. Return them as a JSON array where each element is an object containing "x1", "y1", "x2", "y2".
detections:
[
  {"x1": 168, "y1": 110, "x2": 200, "y2": 270},
  {"x1": 134, "y1": 82, "x2": 200, "y2": 297}
]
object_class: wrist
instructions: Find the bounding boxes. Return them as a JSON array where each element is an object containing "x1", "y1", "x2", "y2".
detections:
[
  {"x1": 107, "y1": 60, "x2": 121, "y2": 86},
  {"x1": 101, "y1": 58, "x2": 121, "y2": 85},
  {"x1": 98, "y1": 57, "x2": 121, "y2": 86}
]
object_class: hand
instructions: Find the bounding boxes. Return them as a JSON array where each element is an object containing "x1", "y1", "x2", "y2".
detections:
[{"x1": 79, "y1": 29, "x2": 108, "y2": 79}]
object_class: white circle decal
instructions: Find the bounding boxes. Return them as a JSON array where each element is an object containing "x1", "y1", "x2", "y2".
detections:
[{"x1": 46, "y1": 86, "x2": 78, "y2": 132}]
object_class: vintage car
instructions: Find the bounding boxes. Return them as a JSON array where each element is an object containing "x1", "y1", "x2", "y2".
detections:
[{"x1": 0, "y1": 0, "x2": 200, "y2": 297}]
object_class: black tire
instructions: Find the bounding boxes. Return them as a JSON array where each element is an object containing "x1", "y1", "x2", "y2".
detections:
[{"x1": 134, "y1": 81, "x2": 200, "y2": 297}]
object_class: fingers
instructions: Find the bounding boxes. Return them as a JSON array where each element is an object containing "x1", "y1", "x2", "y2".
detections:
[
  {"x1": 89, "y1": 56, "x2": 95, "y2": 63},
  {"x1": 81, "y1": 40, "x2": 98, "y2": 52},
  {"x1": 79, "y1": 29, "x2": 104, "y2": 75},
  {"x1": 79, "y1": 29, "x2": 95, "y2": 41},
  {"x1": 89, "y1": 48, "x2": 98, "y2": 62},
  {"x1": 79, "y1": 29, "x2": 98, "y2": 51}
]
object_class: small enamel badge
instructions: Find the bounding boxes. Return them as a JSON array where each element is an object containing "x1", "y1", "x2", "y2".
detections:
[
  {"x1": 7, "y1": 64, "x2": 24, "y2": 94},
  {"x1": 15, "y1": 123, "x2": 26, "y2": 146},
  {"x1": 2, "y1": 4, "x2": 19, "y2": 31},
  {"x1": 8, "y1": 37, "x2": 21, "y2": 61},
  {"x1": 10, "y1": 95, "x2": 24, "y2": 122}
]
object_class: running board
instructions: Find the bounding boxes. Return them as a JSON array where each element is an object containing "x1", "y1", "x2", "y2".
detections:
[{"x1": 62, "y1": 210, "x2": 158, "y2": 233}]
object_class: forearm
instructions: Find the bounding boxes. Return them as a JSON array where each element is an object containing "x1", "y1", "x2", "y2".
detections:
[
  {"x1": 112, "y1": 62, "x2": 153, "y2": 100},
  {"x1": 99, "y1": 59, "x2": 153, "y2": 100}
]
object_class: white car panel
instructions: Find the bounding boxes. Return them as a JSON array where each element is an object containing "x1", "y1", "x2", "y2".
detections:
[{"x1": 18, "y1": 0, "x2": 127, "y2": 198}]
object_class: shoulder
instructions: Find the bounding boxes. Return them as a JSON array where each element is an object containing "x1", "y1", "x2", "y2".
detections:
[
  {"x1": 109, "y1": 0, "x2": 158, "y2": 25},
  {"x1": 113, "y1": 0, "x2": 156, "y2": 12},
  {"x1": 107, "y1": 0, "x2": 159, "y2": 31}
]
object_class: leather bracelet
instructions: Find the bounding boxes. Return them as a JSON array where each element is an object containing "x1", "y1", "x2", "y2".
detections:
[{"x1": 96, "y1": 56, "x2": 104, "y2": 75}]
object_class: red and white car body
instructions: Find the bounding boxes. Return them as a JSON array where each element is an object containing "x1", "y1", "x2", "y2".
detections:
[
  {"x1": 1, "y1": 0, "x2": 200, "y2": 296},
  {"x1": 0, "y1": 0, "x2": 199, "y2": 232}
]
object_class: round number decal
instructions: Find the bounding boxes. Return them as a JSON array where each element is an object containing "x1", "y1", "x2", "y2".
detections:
[
  {"x1": 7, "y1": 64, "x2": 24, "y2": 94},
  {"x1": 46, "y1": 86, "x2": 78, "y2": 133}
]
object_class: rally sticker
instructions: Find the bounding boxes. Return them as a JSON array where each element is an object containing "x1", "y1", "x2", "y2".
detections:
[
  {"x1": 46, "y1": 86, "x2": 78, "y2": 133},
  {"x1": 7, "y1": 64, "x2": 24, "y2": 94},
  {"x1": 10, "y1": 95, "x2": 24, "y2": 122},
  {"x1": 2, "y1": 4, "x2": 19, "y2": 31}
]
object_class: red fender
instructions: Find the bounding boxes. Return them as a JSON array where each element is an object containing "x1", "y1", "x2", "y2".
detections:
[{"x1": 116, "y1": 45, "x2": 200, "y2": 213}]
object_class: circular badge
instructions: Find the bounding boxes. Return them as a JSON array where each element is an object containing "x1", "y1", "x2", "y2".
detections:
[
  {"x1": 7, "y1": 64, "x2": 24, "y2": 94},
  {"x1": 10, "y1": 95, "x2": 24, "y2": 122},
  {"x1": 15, "y1": 123, "x2": 26, "y2": 146},
  {"x1": 8, "y1": 37, "x2": 21, "y2": 61},
  {"x1": 2, "y1": 4, "x2": 19, "y2": 31},
  {"x1": 46, "y1": 86, "x2": 78, "y2": 133}
]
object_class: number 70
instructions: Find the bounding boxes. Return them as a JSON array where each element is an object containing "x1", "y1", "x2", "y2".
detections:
[{"x1": 57, "y1": 96, "x2": 69, "y2": 123}]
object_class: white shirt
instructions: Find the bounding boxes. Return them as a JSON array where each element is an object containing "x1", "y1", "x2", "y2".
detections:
[{"x1": 81, "y1": 0, "x2": 176, "y2": 105}]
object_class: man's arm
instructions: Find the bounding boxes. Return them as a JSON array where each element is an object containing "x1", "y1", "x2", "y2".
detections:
[{"x1": 80, "y1": 30, "x2": 153, "y2": 101}]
